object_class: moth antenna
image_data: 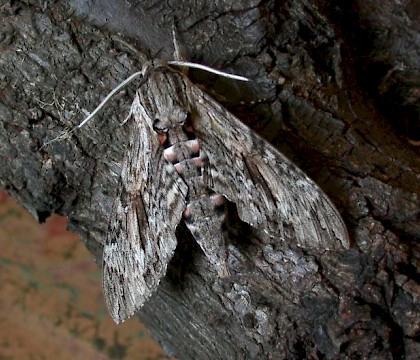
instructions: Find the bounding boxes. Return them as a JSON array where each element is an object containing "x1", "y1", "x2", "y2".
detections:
[
  {"x1": 77, "y1": 70, "x2": 144, "y2": 129},
  {"x1": 168, "y1": 61, "x2": 249, "y2": 82},
  {"x1": 40, "y1": 70, "x2": 145, "y2": 149}
]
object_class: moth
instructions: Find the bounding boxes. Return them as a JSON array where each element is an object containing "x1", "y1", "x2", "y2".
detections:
[{"x1": 99, "y1": 60, "x2": 350, "y2": 323}]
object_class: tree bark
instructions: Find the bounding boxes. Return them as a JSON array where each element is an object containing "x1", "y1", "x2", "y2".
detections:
[{"x1": 0, "y1": 0, "x2": 418, "y2": 359}]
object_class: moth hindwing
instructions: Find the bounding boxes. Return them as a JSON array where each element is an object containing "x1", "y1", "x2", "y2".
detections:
[{"x1": 103, "y1": 63, "x2": 350, "y2": 323}]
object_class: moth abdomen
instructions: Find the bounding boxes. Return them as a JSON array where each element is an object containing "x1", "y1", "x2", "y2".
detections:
[
  {"x1": 163, "y1": 140, "x2": 200, "y2": 163},
  {"x1": 155, "y1": 112, "x2": 229, "y2": 275},
  {"x1": 171, "y1": 159, "x2": 201, "y2": 177}
]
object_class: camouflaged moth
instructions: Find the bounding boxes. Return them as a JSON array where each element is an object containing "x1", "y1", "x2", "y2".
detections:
[
  {"x1": 100, "y1": 61, "x2": 349, "y2": 323},
  {"x1": 44, "y1": 60, "x2": 349, "y2": 323}
]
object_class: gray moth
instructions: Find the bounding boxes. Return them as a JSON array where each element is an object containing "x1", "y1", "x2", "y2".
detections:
[{"x1": 101, "y1": 61, "x2": 350, "y2": 323}]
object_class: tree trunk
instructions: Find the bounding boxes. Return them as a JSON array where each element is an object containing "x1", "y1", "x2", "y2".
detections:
[{"x1": 0, "y1": 1, "x2": 418, "y2": 359}]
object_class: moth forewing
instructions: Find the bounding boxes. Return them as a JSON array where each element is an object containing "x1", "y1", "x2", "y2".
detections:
[
  {"x1": 103, "y1": 89, "x2": 188, "y2": 323},
  {"x1": 181, "y1": 69, "x2": 349, "y2": 250}
]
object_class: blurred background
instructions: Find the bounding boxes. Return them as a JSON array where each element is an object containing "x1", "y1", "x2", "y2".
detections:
[{"x1": 0, "y1": 191, "x2": 165, "y2": 360}]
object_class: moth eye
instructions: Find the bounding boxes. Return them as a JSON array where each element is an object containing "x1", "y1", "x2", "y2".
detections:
[{"x1": 153, "y1": 119, "x2": 168, "y2": 133}]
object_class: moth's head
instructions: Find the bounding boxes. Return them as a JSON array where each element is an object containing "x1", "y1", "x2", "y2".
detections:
[
  {"x1": 137, "y1": 70, "x2": 191, "y2": 132},
  {"x1": 152, "y1": 106, "x2": 188, "y2": 134}
]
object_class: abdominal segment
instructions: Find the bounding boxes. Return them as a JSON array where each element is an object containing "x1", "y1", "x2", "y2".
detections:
[{"x1": 159, "y1": 124, "x2": 229, "y2": 276}]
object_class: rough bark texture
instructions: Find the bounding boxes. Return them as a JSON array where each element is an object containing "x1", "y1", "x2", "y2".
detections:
[{"x1": 0, "y1": 1, "x2": 418, "y2": 359}]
